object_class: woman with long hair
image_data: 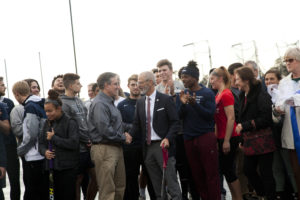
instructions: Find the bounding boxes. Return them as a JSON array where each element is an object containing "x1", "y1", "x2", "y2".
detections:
[
  {"x1": 210, "y1": 66, "x2": 242, "y2": 200},
  {"x1": 235, "y1": 66, "x2": 276, "y2": 200},
  {"x1": 24, "y1": 79, "x2": 41, "y2": 96}
]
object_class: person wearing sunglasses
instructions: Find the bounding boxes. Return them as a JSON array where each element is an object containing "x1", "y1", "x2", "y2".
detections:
[{"x1": 276, "y1": 47, "x2": 300, "y2": 200}]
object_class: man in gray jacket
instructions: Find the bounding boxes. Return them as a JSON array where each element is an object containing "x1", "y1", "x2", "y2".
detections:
[
  {"x1": 61, "y1": 73, "x2": 97, "y2": 200},
  {"x1": 88, "y1": 72, "x2": 132, "y2": 200}
]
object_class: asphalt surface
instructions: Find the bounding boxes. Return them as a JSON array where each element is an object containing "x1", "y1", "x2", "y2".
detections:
[{"x1": 3, "y1": 159, "x2": 232, "y2": 199}]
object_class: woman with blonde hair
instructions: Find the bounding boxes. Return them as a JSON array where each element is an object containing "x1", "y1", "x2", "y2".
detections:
[{"x1": 210, "y1": 66, "x2": 243, "y2": 200}]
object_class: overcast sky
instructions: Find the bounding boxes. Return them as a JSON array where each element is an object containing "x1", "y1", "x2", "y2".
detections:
[{"x1": 0, "y1": 0, "x2": 299, "y2": 100}]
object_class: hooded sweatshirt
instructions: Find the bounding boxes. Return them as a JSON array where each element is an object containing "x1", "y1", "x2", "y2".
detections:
[
  {"x1": 60, "y1": 95, "x2": 90, "y2": 152},
  {"x1": 18, "y1": 95, "x2": 46, "y2": 161}
]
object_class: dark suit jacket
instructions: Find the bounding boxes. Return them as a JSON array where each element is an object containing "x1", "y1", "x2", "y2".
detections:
[{"x1": 130, "y1": 91, "x2": 180, "y2": 156}]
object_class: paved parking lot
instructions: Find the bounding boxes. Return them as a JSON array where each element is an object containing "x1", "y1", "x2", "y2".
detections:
[{"x1": 3, "y1": 159, "x2": 232, "y2": 199}]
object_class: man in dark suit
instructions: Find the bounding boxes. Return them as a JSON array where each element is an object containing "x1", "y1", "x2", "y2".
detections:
[{"x1": 127, "y1": 71, "x2": 182, "y2": 200}]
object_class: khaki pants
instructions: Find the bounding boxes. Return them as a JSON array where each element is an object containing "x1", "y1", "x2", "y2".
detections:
[{"x1": 91, "y1": 144, "x2": 126, "y2": 200}]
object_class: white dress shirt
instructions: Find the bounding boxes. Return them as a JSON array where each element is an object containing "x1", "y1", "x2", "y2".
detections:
[{"x1": 145, "y1": 90, "x2": 161, "y2": 141}]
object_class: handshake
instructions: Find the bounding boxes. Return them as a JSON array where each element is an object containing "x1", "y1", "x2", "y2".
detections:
[{"x1": 124, "y1": 132, "x2": 132, "y2": 144}]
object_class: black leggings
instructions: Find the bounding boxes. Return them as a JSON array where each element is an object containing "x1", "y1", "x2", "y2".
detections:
[
  {"x1": 218, "y1": 136, "x2": 240, "y2": 183},
  {"x1": 244, "y1": 152, "x2": 275, "y2": 199}
]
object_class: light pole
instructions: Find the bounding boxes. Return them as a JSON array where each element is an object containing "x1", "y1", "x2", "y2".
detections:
[
  {"x1": 183, "y1": 41, "x2": 213, "y2": 80},
  {"x1": 206, "y1": 40, "x2": 213, "y2": 69},
  {"x1": 4, "y1": 59, "x2": 10, "y2": 98},
  {"x1": 38, "y1": 52, "x2": 46, "y2": 98},
  {"x1": 232, "y1": 43, "x2": 244, "y2": 63},
  {"x1": 69, "y1": 0, "x2": 78, "y2": 75}
]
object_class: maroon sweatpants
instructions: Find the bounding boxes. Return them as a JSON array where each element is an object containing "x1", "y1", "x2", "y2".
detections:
[{"x1": 184, "y1": 132, "x2": 221, "y2": 200}]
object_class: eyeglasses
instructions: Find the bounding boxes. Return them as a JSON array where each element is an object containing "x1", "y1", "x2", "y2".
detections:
[{"x1": 284, "y1": 58, "x2": 296, "y2": 63}]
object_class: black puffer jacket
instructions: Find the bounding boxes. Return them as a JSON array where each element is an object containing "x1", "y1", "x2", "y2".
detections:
[
  {"x1": 39, "y1": 113, "x2": 80, "y2": 171},
  {"x1": 237, "y1": 82, "x2": 273, "y2": 132}
]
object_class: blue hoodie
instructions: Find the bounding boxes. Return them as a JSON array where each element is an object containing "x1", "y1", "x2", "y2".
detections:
[{"x1": 18, "y1": 95, "x2": 46, "y2": 161}]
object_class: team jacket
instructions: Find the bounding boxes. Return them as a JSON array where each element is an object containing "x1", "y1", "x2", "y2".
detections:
[{"x1": 17, "y1": 95, "x2": 46, "y2": 161}]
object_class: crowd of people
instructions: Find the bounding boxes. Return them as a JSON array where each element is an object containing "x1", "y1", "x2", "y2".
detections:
[{"x1": 1, "y1": 47, "x2": 300, "y2": 200}]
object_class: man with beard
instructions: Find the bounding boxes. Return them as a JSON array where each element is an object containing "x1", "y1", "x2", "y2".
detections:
[
  {"x1": 117, "y1": 74, "x2": 155, "y2": 200},
  {"x1": 0, "y1": 77, "x2": 20, "y2": 200},
  {"x1": 127, "y1": 71, "x2": 182, "y2": 200},
  {"x1": 177, "y1": 61, "x2": 220, "y2": 200},
  {"x1": 51, "y1": 74, "x2": 65, "y2": 95},
  {"x1": 117, "y1": 74, "x2": 142, "y2": 200}
]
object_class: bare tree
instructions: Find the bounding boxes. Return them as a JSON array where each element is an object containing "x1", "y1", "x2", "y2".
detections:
[{"x1": 273, "y1": 57, "x2": 289, "y2": 77}]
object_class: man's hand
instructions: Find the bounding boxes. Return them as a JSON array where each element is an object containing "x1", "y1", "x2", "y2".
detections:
[
  {"x1": 125, "y1": 132, "x2": 132, "y2": 144},
  {"x1": 166, "y1": 79, "x2": 175, "y2": 96},
  {"x1": 187, "y1": 92, "x2": 196, "y2": 105},
  {"x1": 0, "y1": 167, "x2": 5, "y2": 179},
  {"x1": 47, "y1": 128, "x2": 55, "y2": 140},
  {"x1": 87, "y1": 141, "x2": 92, "y2": 148},
  {"x1": 160, "y1": 138, "x2": 169, "y2": 148},
  {"x1": 179, "y1": 91, "x2": 188, "y2": 104},
  {"x1": 45, "y1": 150, "x2": 55, "y2": 160}
]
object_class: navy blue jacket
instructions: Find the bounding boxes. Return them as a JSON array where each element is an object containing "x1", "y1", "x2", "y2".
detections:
[
  {"x1": 177, "y1": 85, "x2": 215, "y2": 140},
  {"x1": 0, "y1": 97, "x2": 16, "y2": 146},
  {"x1": 18, "y1": 95, "x2": 46, "y2": 161},
  {"x1": 117, "y1": 97, "x2": 142, "y2": 148}
]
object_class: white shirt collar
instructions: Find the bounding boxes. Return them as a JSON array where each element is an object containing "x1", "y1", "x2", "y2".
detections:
[{"x1": 146, "y1": 90, "x2": 156, "y2": 101}]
